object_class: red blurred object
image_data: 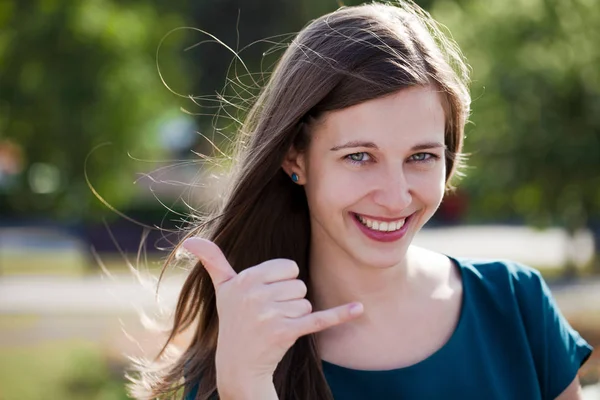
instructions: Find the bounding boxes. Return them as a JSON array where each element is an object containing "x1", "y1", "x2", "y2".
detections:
[
  {"x1": 436, "y1": 190, "x2": 469, "y2": 223},
  {"x1": 0, "y1": 139, "x2": 24, "y2": 176}
]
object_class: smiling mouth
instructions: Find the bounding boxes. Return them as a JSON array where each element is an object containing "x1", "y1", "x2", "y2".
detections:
[{"x1": 353, "y1": 213, "x2": 409, "y2": 232}]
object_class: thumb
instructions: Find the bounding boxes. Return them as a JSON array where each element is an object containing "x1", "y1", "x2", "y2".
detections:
[{"x1": 182, "y1": 237, "x2": 237, "y2": 288}]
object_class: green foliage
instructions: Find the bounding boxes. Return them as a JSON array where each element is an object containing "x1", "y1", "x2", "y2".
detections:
[
  {"x1": 0, "y1": 340, "x2": 128, "y2": 400},
  {"x1": 0, "y1": 0, "x2": 190, "y2": 221},
  {"x1": 429, "y1": 0, "x2": 600, "y2": 229}
]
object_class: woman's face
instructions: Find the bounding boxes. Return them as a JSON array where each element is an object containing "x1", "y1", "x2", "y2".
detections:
[{"x1": 293, "y1": 85, "x2": 447, "y2": 269}]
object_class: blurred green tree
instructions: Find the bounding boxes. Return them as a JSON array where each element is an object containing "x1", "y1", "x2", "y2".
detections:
[
  {"x1": 0, "y1": 0, "x2": 191, "y2": 222},
  {"x1": 428, "y1": 0, "x2": 600, "y2": 270}
]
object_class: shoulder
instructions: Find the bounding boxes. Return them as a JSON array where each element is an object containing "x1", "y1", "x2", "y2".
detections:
[
  {"x1": 451, "y1": 256, "x2": 564, "y2": 327},
  {"x1": 454, "y1": 256, "x2": 545, "y2": 300},
  {"x1": 452, "y1": 258, "x2": 592, "y2": 399},
  {"x1": 456, "y1": 256, "x2": 540, "y2": 281}
]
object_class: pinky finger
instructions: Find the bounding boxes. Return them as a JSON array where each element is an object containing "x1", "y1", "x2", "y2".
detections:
[{"x1": 292, "y1": 302, "x2": 364, "y2": 336}]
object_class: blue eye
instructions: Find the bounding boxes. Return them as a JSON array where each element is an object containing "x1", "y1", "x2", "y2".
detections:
[
  {"x1": 410, "y1": 153, "x2": 436, "y2": 162},
  {"x1": 345, "y1": 152, "x2": 371, "y2": 165}
]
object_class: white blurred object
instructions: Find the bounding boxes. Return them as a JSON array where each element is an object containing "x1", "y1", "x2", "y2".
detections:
[
  {"x1": 0, "y1": 274, "x2": 184, "y2": 314},
  {"x1": 414, "y1": 225, "x2": 595, "y2": 269},
  {"x1": 583, "y1": 382, "x2": 600, "y2": 400}
]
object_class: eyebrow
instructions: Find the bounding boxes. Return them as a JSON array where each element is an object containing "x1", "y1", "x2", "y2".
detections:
[{"x1": 329, "y1": 140, "x2": 446, "y2": 151}]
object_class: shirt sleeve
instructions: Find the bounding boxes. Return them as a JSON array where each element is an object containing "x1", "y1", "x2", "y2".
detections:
[{"x1": 514, "y1": 265, "x2": 593, "y2": 399}]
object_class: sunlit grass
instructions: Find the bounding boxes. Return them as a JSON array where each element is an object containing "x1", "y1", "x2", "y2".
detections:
[
  {"x1": 0, "y1": 250, "x2": 166, "y2": 276},
  {"x1": 0, "y1": 314, "x2": 40, "y2": 330},
  {"x1": 0, "y1": 339, "x2": 129, "y2": 400},
  {"x1": 0, "y1": 250, "x2": 87, "y2": 276}
]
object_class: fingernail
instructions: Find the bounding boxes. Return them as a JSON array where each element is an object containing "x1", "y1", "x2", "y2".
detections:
[{"x1": 349, "y1": 302, "x2": 364, "y2": 316}]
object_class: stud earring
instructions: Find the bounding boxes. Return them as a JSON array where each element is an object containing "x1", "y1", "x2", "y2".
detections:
[{"x1": 291, "y1": 172, "x2": 299, "y2": 183}]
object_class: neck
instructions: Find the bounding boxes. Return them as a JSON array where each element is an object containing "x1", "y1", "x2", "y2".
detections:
[{"x1": 308, "y1": 243, "x2": 422, "y2": 324}]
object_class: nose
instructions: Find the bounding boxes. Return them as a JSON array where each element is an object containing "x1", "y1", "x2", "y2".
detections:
[{"x1": 372, "y1": 167, "x2": 413, "y2": 213}]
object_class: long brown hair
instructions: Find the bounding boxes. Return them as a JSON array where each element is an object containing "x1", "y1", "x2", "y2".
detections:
[{"x1": 129, "y1": 2, "x2": 470, "y2": 399}]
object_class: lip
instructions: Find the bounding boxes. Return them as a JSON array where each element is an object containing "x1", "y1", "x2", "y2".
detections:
[{"x1": 351, "y1": 212, "x2": 414, "y2": 243}]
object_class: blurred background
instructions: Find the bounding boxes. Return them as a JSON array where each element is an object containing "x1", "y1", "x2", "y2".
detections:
[{"x1": 1, "y1": 0, "x2": 599, "y2": 398}]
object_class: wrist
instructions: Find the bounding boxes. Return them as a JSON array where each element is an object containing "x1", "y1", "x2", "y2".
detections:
[{"x1": 217, "y1": 374, "x2": 277, "y2": 400}]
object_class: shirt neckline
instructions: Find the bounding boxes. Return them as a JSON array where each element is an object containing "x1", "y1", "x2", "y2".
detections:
[{"x1": 321, "y1": 255, "x2": 469, "y2": 374}]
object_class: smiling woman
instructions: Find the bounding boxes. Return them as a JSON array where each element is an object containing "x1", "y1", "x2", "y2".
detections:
[
  {"x1": 128, "y1": 1, "x2": 592, "y2": 400},
  {"x1": 285, "y1": 87, "x2": 448, "y2": 267}
]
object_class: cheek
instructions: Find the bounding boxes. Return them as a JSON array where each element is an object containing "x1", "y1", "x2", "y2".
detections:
[
  {"x1": 411, "y1": 165, "x2": 446, "y2": 206},
  {"x1": 427, "y1": 169, "x2": 447, "y2": 209},
  {"x1": 304, "y1": 160, "x2": 366, "y2": 215}
]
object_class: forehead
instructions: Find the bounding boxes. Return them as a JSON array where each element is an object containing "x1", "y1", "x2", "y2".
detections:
[{"x1": 313, "y1": 86, "x2": 446, "y2": 145}]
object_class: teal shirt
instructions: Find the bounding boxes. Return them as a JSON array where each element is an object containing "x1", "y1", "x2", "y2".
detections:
[{"x1": 187, "y1": 258, "x2": 593, "y2": 399}]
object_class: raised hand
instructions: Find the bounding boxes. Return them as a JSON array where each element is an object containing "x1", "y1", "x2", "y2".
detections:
[{"x1": 182, "y1": 237, "x2": 363, "y2": 398}]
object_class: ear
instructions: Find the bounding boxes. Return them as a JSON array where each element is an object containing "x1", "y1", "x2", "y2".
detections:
[{"x1": 282, "y1": 145, "x2": 307, "y2": 184}]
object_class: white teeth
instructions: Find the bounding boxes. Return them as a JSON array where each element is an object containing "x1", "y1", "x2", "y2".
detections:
[{"x1": 356, "y1": 214, "x2": 406, "y2": 232}]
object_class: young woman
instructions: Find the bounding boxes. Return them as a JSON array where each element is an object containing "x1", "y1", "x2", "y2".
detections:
[{"x1": 130, "y1": 1, "x2": 593, "y2": 399}]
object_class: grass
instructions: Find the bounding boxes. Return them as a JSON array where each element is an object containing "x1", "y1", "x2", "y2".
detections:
[
  {"x1": 0, "y1": 339, "x2": 129, "y2": 400},
  {"x1": 0, "y1": 250, "x2": 87, "y2": 276},
  {"x1": 0, "y1": 314, "x2": 40, "y2": 330},
  {"x1": 0, "y1": 250, "x2": 166, "y2": 276}
]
